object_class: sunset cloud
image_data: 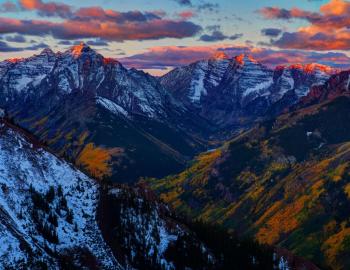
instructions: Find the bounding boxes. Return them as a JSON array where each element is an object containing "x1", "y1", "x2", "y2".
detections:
[
  {"x1": 199, "y1": 31, "x2": 242, "y2": 42},
  {"x1": 261, "y1": 28, "x2": 283, "y2": 37},
  {"x1": 259, "y1": 0, "x2": 350, "y2": 50},
  {"x1": 172, "y1": 0, "x2": 192, "y2": 6},
  {"x1": 86, "y1": 39, "x2": 109, "y2": 47},
  {"x1": 0, "y1": 0, "x2": 201, "y2": 42},
  {"x1": 0, "y1": 17, "x2": 201, "y2": 41},
  {"x1": 177, "y1": 10, "x2": 195, "y2": 19},
  {"x1": 118, "y1": 44, "x2": 350, "y2": 71},
  {"x1": 5, "y1": 34, "x2": 26, "y2": 43},
  {"x1": 0, "y1": 40, "x2": 47, "y2": 52},
  {"x1": 119, "y1": 46, "x2": 217, "y2": 70},
  {"x1": 19, "y1": 0, "x2": 73, "y2": 17}
]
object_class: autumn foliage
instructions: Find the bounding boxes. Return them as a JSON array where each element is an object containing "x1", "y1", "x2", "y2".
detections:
[
  {"x1": 147, "y1": 97, "x2": 350, "y2": 270},
  {"x1": 77, "y1": 143, "x2": 123, "y2": 179}
]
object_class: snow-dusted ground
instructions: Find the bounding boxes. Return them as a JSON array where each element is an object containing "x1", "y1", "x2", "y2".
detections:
[
  {"x1": 0, "y1": 49, "x2": 56, "y2": 96},
  {"x1": 0, "y1": 124, "x2": 122, "y2": 269},
  {"x1": 97, "y1": 97, "x2": 129, "y2": 117},
  {"x1": 0, "y1": 123, "x2": 216, "y2": 270},
  {"x1": 190, "y1": 62, "x2": 207, "y2": 103}
]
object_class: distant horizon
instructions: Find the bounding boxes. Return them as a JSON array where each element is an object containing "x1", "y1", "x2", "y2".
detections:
[{"x1": 4, "y1": 42, "x2": 344, "y2": 77}]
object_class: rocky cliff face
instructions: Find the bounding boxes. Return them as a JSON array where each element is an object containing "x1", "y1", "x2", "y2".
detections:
[
  {"x1": 160, "y1": 53, "x2": 335, "y2": 130},
  {"x1": 299, "y1": 70, "x2": 350, "y2": 107}
]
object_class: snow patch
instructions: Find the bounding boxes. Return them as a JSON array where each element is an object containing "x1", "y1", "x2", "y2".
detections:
[
  {"x1": 97, "y1": 97, "x2": 128, "y2": 117},
  {"x1": 243, "y1": 78, "x2": 273, "y2": 97},
  {"x1": 190, "y1": 62, "x2": 207, "y2": 102}
]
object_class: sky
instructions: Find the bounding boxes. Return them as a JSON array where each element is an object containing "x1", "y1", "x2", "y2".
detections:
[{"x1": 0, "y1": 0, "x2": 349, "y2": 75}]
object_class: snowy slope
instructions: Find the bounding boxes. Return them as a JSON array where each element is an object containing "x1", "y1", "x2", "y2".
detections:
[
  {"x1": 232, "y1": 54, "x2": 274, "y2": 102},
  {"x1": 0, "y1": 49, "x2": 56, "y2": 105},
  {"x1": 0, "y1": 120, "x2": 216, "y2": 269},
  {"x1": 0, "y1": 121, "x2": 121, "y2": 269},
  {"x1": 97, "y1": 97, "x2": 129, "y2": 118},
  {"x1": 160, "y1": 53, "x2": 230, "y2": 106}
]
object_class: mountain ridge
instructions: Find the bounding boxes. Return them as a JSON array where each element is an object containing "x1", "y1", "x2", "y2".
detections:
[
  {"x1": 0, "y1": 44, "x2": 341, "y2": 183},
  {"x1": 160, "y1": 52, "x2": 337, "y2": 134}
]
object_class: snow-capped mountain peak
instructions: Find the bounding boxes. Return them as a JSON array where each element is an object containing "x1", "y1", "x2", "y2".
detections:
[
  {"x1": 4, "y1": 58, "x2": 24, "y2": 64},
  {"x1": 211, "y1": 51, "x2": 229, "y2": 61},
  {"x1": 0, "y1": 50, "x2": 56, "y2": 99},
  {"x1": 160, "y1": 53, "x2": 336, "y2": 128},
  {"x1": 235, "y1": 53, "x2": 259, "y2": 66},
  {"x1": 69, "y1": 42, "x2": 96, "y2": 57},
  {"x1": 271, "y1": 63, "x2": 336, "y2": 99},
  {"x1": 0, "y1": 45, "x2": 179, "y2": 121},
  {"x1": 288, "y1": 63, "x2": 333, "y2": 74}
]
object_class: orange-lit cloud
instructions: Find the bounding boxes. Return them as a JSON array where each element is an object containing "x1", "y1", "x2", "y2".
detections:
[
  {"x1": 320, "y1": 0, "x2": 350, "y2": 15},
  {"x1": 0, "y1": 17, "x2": 201, "y2": 41},
  {"x1": 19, "y1": 0, "x2": 73, "y2": 17},
  {"x1": 0, "y1": 0, "x2": 201, "y2": 42},
  {"x1": 259, "y1": 0, "x2": 350, "y2": 50},
  {"x1": 177, "y1": 10, "x2": 195, "y2": 19},
  {"x1": 119, "y1": 44, "x2": 350, "y2": 71}
]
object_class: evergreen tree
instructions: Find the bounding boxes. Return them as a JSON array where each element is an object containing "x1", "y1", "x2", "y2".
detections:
[
  {"x1": 45, "y1": 186, "x2": 55, "y2": 203},
  {"x1": 66, "y1": 209, "x2": 74, "y2": 224}
]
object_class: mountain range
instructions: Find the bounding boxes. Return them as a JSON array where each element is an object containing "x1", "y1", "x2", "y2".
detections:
[
  {"x1": 160, "y1": 52, "x2": 335, "y2": 136},
  {"x1": 0, "y1": 43, "x2": 336, "y2": 182},
  {"x1": 0, "y1": 43, "x2": 348, "y2": 269}
]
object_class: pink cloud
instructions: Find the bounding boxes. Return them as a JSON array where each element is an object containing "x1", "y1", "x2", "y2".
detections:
[
  {"x1": 0, "y1": 15, "x2": 201, "y2": 42},
  {"x1": 19, "y1": 0, "x2": 73, "y2": 18},
  {"x1": 119, "y1": 44, "x2": 350, "y2": 72},
  {"x1": 0, "y1": 1, "x2": 201, "y2": 42},
  {"x1": 259, "y1": 0, "x2": 350, "y2": 50},
  {"x1": 177, "y1": 10, "x2": 195, "y2": 19}
]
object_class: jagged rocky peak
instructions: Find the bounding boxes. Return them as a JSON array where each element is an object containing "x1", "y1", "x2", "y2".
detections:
[
  {"x1": 210, "y1": 51, "x2": 230, "y2": 61},
  {"x1": 40, "y1": 47, "x2": 55, "y2": 56},
  {"x1": 302, "y1": 63, "x2": 337, "y2": 74},
  {"x1": 276, "y1": 63, "x2": 335, "y2": 74},
  {"x1": 68, "y1": 42, "x2": 99, "y2": 58},
  {"x1": 234, "y1": 53, "x2": 259, "y2": 65},
  {"x1": 0, "y1": 57, "x2": 26, "y2": 67}
]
